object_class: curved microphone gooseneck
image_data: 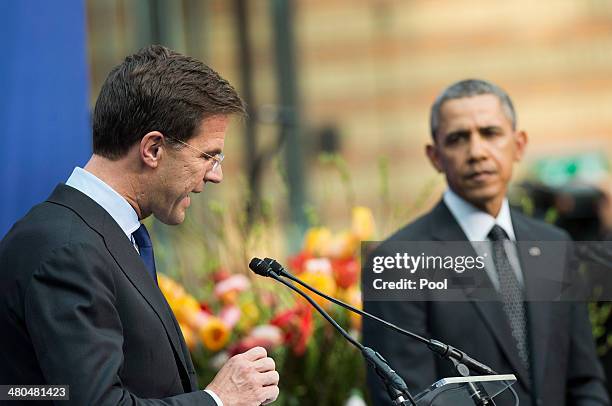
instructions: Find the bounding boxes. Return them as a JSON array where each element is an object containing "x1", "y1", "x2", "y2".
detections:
[
  {"x1": 249, "y1": 257, "x2": 417, "y2": 406},
  {"x1": 263, "y1": 257, "x2": 497, "y2": 377}
]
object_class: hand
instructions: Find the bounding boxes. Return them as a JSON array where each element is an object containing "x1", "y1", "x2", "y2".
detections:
[{"x1": 206, "y1": 346, "x2": 279, "y2": 406}]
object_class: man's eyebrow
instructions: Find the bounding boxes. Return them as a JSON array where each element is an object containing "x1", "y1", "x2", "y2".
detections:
[
  {"x1": 202, "y1": 147, "x2": 222, "y2": 156},
  {"x1": 479, "y1": 125, "x2": 503, "y2": 131},
  {"x1": 444, "y1": 129, "x2": 470, "y2": 138}
]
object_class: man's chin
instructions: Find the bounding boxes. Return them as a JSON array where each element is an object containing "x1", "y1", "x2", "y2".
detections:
[
  {"x1": 463, "y1": 190, "x2": 505, "y2": 212},
  {"x1": 153, "y1": 210, "x2": 186, "y2": 226},
  {"x1": 171, "y1": 212, "x2": 187, "y2": 225},
  {"x1": 457, "y1": 184, "x2": 503, "y2": 204}
]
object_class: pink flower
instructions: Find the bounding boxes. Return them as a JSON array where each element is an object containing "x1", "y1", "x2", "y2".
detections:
[
  {"x1": 214, "y1": 274, "x2": 251, "y2": 305},
  {"x1": 220, "y1": 305, "x2": 241, "y2": 329},
  {"x1": 250, "y1": 325, "x2": 283, "y2": 345},
  {"x1": 227, "y1": 325, "x2": 283, "y2": 356}
]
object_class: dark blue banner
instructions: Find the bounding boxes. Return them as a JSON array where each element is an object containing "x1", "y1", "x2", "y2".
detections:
[{"x1": 0, "y1": 0, "x2": 90, "y2": 237}]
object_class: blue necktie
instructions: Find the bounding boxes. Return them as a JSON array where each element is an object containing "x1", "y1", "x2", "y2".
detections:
[{"x1": 132, "y1": 224, "x2": 157, "y2": 284}]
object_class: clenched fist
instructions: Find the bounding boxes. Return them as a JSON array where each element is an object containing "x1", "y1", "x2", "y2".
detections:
[{"x1": 206, "y1": 346, "x2": 279, "y2": 405}]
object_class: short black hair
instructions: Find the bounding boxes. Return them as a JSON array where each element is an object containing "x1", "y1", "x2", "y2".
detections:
[
  {"x1": 430, "y1": 79, "x2": 516, "y2": 140},
  {"x1": 93, "y1": 45, "x2": 245, "y2": 159}
]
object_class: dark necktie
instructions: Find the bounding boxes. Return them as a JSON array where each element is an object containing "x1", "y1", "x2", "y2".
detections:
[
  {"x1": 132, "y1": 223, "x2": 157, "y2": 284},
  {"x1": 488, "y1": 224, "x2": 530, "y2": 371}
]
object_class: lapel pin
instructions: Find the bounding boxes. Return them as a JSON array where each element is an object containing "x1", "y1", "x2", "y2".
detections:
[{"x1": 529, "y1": 246, "x2": 541, "y2": 256}]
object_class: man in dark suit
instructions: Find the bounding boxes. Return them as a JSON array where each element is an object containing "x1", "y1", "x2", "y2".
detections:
[
  {"x1": 363, "y1": 79, "x2": 609, "y2": 405},
  {"x1": 0, "y1": 45, "x2": 279, "y2": 405}
]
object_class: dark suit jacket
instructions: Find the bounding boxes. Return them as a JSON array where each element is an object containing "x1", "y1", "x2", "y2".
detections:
[
  {"x1": 363, "y1": 200, "x2": 609, "y2": 406},
  {"x1": 0, "y1": 184, "x2": 216, "y2": 405}
]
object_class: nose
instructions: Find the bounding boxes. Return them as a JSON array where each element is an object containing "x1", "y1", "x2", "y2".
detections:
[
  {"x1": 205, "y1": 165, "x2": 223, "y2": 184},
  {"x1": 467, "y1": 132, "x2": 488, "y2": 161}
]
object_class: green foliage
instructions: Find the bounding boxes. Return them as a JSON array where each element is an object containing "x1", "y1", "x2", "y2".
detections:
[
  {"x1": 514, "y1": 192, "x2": 612, "y2": 356},
  {"x1": 318, "y1": 152, "x2": 356, "y2": 209}
]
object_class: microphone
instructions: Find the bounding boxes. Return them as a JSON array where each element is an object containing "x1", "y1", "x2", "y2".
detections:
[
  {"x1": 249, "y1": 257, "x2": 417, "y2": 406},
  {"x1": 249, "y1": 257, "x2": 276, "y2": 277},
  {"x1": 261, "y1": 257, "x2": 497, "y2": 377}
]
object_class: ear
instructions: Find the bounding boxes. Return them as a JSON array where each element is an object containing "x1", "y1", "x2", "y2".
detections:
[
  {"x1": 426, "y1": 143, "x2": 443, "y2": 173},
  {"x1": 514, "y1": 130, "x2": 528, "y2": 162},
  {"x1": 140, "y1": 131, "x2": 164, "y2": 168}
]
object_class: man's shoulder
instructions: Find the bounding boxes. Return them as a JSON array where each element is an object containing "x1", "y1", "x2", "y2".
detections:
[
  {"x1": 385, "y1": 208, "x2": 438, "y2": 242},
  {"x1": 0, "y1": 200, "x2": 105, "y2": 278},
  {"x1": 510, "y1": 208, "x2": 571, "y2": 241},
  {"x1": 7, "y1": 199, "x2": 96, "y2": 239},
  {"x1": 383, "y1": 203, "x2": 572, "y2": 242}
]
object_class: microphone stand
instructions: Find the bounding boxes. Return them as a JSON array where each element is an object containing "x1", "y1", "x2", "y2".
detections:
[
  {"x1": 268, "y1": 258, "x2": 519, "y2": 406},
  {"x1": 264, "y1": 258, "x2": 497, "y2": 377},
  {"x1": 259, "y1": 258, "x2": 511, "y2": 406},
  {"x1": 250, "y1": 258, "x2": 417, "y2": 406}
]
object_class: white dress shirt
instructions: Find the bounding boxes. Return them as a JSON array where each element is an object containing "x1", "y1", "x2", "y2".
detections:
[
  {"x1": 443, "y1": 188, "x2": 524, "y2": 289},
  {"x1": 65, "y1": 167, "x2": 223, "y2": 406},
  {"x1": 66, "y1": 167, "x2": 140, "y2": 240}
]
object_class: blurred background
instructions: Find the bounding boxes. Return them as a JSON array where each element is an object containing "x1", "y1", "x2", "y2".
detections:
[
  {"x1": 86, "y1": 0, "x2": 612, "y2": 235},
  {"x1": 3, "y1": 0, "x2": 612, "y2": 404}
]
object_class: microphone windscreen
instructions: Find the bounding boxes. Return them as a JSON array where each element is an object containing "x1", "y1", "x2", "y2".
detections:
[
  {"x1": 269, "y1": 259, "x2": 284, "y2": 274},
  {"x1": 249, "y1": 257, "x2": 270, "y2": 277}
]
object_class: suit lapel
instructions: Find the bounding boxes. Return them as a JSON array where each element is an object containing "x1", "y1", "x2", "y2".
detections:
[
  {"x1": 102, "y1": 219, "x2": 192, "y2": 383},
  {"x1": 47, "y1": 184, "x2": 192, "y2": 389},
  {"x1": 429, "y1": 201, "x2": 532, "y2": 388},
  {"x1": 512, "y1": 212, "x2": 557, "y2": 394},
  {"x1": 429, "y1": 201, "x2": 469, "y2": 242},
  {"x1": 464, "y1": 293, "x2": 532, "y2": 388}
]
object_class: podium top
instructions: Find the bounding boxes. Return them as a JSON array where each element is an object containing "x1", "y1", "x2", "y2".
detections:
[
  {"x1": 415, "y1": 374, "x2": 517, "y2": 405},
  {"x1": 433, "y1": 374, "x2": 516, "y2": 388}
]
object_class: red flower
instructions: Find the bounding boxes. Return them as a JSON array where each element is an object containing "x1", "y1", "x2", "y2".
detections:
[
  {"x1": 199, "y1": 302, "x2": 212, "y2": 314},
  {"x1": 270, "y1": 304, "x2": 314, "y2": 355},
  {"x1": 288, "y1": 251, "x2": 312, "y2": 275},
  {"x1": 332, "y1": 258, "x2": 360, "y2": 289},
  {"x1": 212, "y1": 267, "x2": 232, "y2": 283}
]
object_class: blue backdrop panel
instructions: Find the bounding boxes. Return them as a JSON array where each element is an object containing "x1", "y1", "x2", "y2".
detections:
[{"x1": 0, "y1": 0, "x2": 91, "y2": 237}]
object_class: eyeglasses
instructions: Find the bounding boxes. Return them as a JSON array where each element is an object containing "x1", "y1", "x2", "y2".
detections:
[{"x1": 165, "y1": 136, "x2": 224, "y2": 173}]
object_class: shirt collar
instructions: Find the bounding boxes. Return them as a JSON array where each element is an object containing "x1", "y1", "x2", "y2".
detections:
[
  {"x1": 443, "y1": 188, "x2": 516, "y2": 241},
  {"x1": 65, "y1": 167, "x2": 141, "y2": 239}
]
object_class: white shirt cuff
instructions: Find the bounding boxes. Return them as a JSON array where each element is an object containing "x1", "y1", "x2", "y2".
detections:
[{"x1": 204, "y1": 389, "x2": 223, "y2": 406}]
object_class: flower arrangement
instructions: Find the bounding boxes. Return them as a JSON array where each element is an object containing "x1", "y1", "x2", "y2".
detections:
[{"x1": 158, "y1": 206, "x2": 376, "y2": 405}]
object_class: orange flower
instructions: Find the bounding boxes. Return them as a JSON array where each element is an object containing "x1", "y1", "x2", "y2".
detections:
[
  {"x1": 327, "y1": 231, "x2": 359, "y2": 259},
  {"x1": 304, "y1": 227, "x2": 332, "y2": 256},
  {"x1": 352, "y1": 206, "x2": 375, "y2": 240},
  {"x1": 158, "y1": 274, "x2": 186, "y2": 308},
  {"x1": 173, "y1": 294, "x2": 202, "y2": 326},
  {"x1": 341, "y1": 286, "x2": 362, "y2": 331},
  {"x1": 179, "y1": 322, "x2": 197, "y2": 351},
  {"x1": 297, "y1": 266, "x2": 337, "y2": 309},
  {"x1": 192, "y1": 313, "x2": 230, "y2": 352},
  {"x1": 157, "y1": 273, "x2": 230, "y2": 351}
]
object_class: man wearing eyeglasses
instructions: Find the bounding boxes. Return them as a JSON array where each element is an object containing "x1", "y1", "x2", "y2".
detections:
[{"x1": 0, "y1": 45, "x2": 279, "y2": 405}]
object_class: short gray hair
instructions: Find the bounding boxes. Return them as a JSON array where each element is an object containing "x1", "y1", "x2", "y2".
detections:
[{"x1": 429, "y1": 79, "x2": 516, "y2": 140}]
